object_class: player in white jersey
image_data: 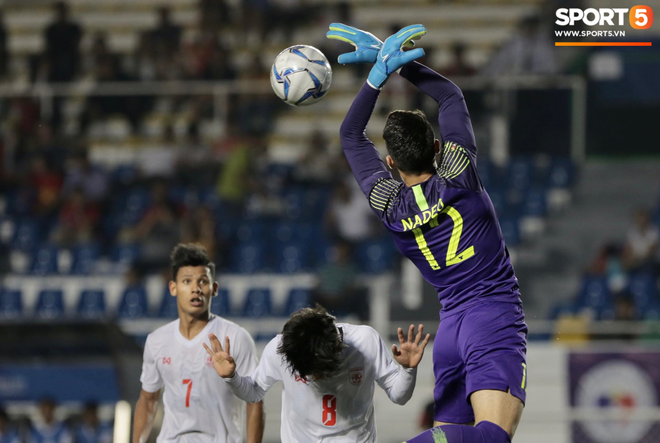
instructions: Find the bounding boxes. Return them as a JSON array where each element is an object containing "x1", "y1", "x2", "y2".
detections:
[
  {"x1": 203, "y1": 305, "x2": 431, "y2": 442},
  {"x1": 133, "y1": 244, "x2": 264, "y2": 443}
]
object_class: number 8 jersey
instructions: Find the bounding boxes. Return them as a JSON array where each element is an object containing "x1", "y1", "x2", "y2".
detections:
[
  {"x1": 339, "y1": 62, "x2": 522, "y2": 315},
  {"x1": 223, "y1": 323, "x2": 418, "y2": 442},
  {"x1": 140, "y1": 315, "x2": 258, "y2": 443}
]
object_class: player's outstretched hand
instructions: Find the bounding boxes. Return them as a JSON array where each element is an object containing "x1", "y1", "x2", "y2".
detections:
[
  {"x1": 391, "y1": 324, "x2": 431, "y2": 369},
  {"x1": 368, "y1": 24, "x2": 427, "y2": 89},
  {"x1": 326, "y1": 23, "x2": 383, "y2": 64},
  {"x1": 203, "y1": 333, "x2": 236, "y2": 379}
]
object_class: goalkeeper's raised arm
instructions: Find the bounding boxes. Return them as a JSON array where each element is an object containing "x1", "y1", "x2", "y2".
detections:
[{"x1": 328, "y1": 24, "x2": 427, "y2": 198}]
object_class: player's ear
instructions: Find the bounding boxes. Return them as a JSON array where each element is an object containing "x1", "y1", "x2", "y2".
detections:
[
  {"x1": 169, "y1": 280, "x2": 177, "y2": 297},
  {"x1": 211, "y1": 281, "x2": 219, "y2": 297},
  {"x1": 434, "y1": 139, "x2": 440, "y2": 153},
  {"x1": 386, "y1": 155, "x2": 395, "y2": 170}
]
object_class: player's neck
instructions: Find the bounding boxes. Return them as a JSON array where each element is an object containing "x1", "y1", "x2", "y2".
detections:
[
  {"x1": 400, "y1": 171, "x2": 434, "y2": 187},
  {"x1": 178, "y1": 311, "x2": 211, "y2": 340}
]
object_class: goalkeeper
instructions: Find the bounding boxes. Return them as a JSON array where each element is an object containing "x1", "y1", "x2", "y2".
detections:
[{"x1": 327, "y1": 24, "x2": 527, "y2": 443}]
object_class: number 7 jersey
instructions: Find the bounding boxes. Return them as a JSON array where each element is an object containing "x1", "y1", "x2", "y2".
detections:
[{"x1": 140, "y1": 315, "x2": 258, "y2": 443}]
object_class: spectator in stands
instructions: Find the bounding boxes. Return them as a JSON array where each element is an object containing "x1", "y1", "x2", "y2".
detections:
[
  {"x1": 42, "y1": 1, "x2": 82, "y2": 82},
  {"x1": 293, "y1": 129, "x2": 338, "y2": 184},
  {"x1": 483, "y1": 15, "x2": 557, "y2": 76},
  {"x1": 29, "y1": 398, "x2": 72, "y2": 443},
  {"x1": 311, "y1": 240, "x2": 369, "y2": 321},
  {"x1": 326, "y1": 180, "x2": 377, "y2": 244},
  {"x1": 138, "y1": 125, "x2": 179, "y2": 179},
  {"x1": 150, "y1": 7, "x2": 182, "y2": 55},
  {"x1": 33, "y1": 122, "x2": 67, "y2": 174},
  {"x1": 0, "y1": 10, "x2": 8, "y2": 79},
  {"x1": 443, "y1": 42, "x2": 477, "y2": 77},
  {"x1": 125, "y1": 180, "x2": 182, "y2": 272},
  {"x1": 622, "y1": 208, "x2": 659, "y2": 273},
  {"x1": 198, "y1": 0, "x2": 232, "y2": 37},
  {"x1": 51, "y1": 187, "x2": 100, "y2": 247},
  {"x1": 181, "y1": 205, "x2": 218, "y2": 264},
  {"x1": 29, "y1": 155, "x2": 63, "y2": 216},
  {"x1": 176, "y1": 124, "x2": 216, "y2": 186},
  {"x1": 0, "y1": 407, "x2": 20, "y2": 443},
  {"x1": 73, "y1": 403, "x2": 112, "y2": 443},
  {"x1": 588, "y1": 242, "x2": 626, "y2": 293},
  {"x1": 62, "y1": 151, "x2": 109, "y2": 204}
]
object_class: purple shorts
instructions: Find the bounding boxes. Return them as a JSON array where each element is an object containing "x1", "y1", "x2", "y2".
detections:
[{"x1": 432, "y1": 301, "x2": 528, "y2": 423}]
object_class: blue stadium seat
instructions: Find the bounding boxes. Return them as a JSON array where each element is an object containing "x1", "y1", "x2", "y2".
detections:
[
  {"x1": 72, "y1": 243, "x2": 101, "y2": 275},
  {"x1": 236, "y1": 222, "x2": 265, "y2": 243},
  {"x1": 283, "y1": 288, "x2": 311, "y2": 316},
  {"x1": 507, "y1": 157, "x2": 534, "y2": 191},
  {"x1": 576, "y1": 276, "x2": 613, "y2": 319},
  {"x1": 13, "y1": 219, "x2": 41, "y2": 251},
  {"x1": 30, "y1": 245, "x2": 59, "y2": 276},
  {"x1": 117, "y1": 286, "x2": 149, "y2": 319},
  {"x1": 283, "y1": 187, "x2": 305, "y2": 219},
  {"x1": 0, "y1": 289, "x2": 23, "y2": 318},
  {"x1": 522, "y1": 188, "x2": 547, "y2": 217},
  {"x1": 112, "y1": 244, "x2": 141, "y2": 265},
  {"x1": 210, "y1": 288, "x2": 231, "y2": 317},
  {"x1": 643, "y1": 303, "x2": 660, "y2": 321},
  {"x1": 120, "y1": 189, "x2": 151, "y2": 225},
  {"x1": 627, "y1": 273, "x2": 658, "y2": 312},
  {"x1": 198, "y1": 188, "x2": 223, "y2": 212},
  {"x1": 242, "y1": 289, "x2": 273, "y2": 318},
  {"x1": 274, "y1": 242, "x2": 310, "y2": 273},
  {"x1": 498, "y1": 216, "x2": 521, "y2": 246},
  {"x1": 357, "y1": 239, "x2": 395, "y2": 274},
  {"x1": 303, "y1": 187, "x2": 331, "y2": 218},
  {"x1": 77, "y1": 289, "x2": 106, "y2": 319},
  {"x1": 546, "y1": 157, "x2": 575, "y2": 188},
  {"x1": 232, "y1": 242, "x2": 267, "y2": 274},
  {"x1": 111, "y1": 165, "x2": 138, "y2": 185},
  {"x1": 158, "y1": 286, "x2": 178, "y2": 318},
  {"x1": 35, "y1": 289, "x2": 65, "y2": 319}
]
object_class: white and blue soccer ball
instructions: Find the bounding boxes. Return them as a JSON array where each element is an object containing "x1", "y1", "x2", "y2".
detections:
[{"x1": 270, "y1": 45, "x2": 332, "y2": 107}]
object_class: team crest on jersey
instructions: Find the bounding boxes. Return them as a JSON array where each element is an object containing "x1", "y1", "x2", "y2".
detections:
[
  {"x1": 205, "y1": 355, "x2": 213, "y2": 367},
  {"x1": 162, "y1": 357, "x2": 171, "y2": 365},
  {"x1": 349, "y1": 367, "x2": 364, "y2": 386}
]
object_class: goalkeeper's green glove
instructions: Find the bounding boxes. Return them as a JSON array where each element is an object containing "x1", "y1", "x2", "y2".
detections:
[{"x1": 367, "y1": 24, "x2": 427, "y2": 89}]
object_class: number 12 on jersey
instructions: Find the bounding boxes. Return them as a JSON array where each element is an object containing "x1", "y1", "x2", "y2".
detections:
[
  {"x1": 322, "y1": 395, "x2": 336, "y2": 426},
  {"x1": 413, "y1": 206, "x2": 475, "y2": 270}
]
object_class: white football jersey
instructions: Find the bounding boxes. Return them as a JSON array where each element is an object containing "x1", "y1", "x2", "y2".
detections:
[
  {"x1": 140, "y1": 315, "x2": 258, "y2": 443},
  {"x1": 225, "y1": 323, "x2": 417, "y2": 442}
]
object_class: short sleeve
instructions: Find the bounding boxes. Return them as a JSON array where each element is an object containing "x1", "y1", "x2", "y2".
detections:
[
  {"x1": 232, "y1": 327, "x2": 259, "y2": 377},
  {"x1": 250, "y1": 337, "x2": 283, "y2": 392},
  {"x1": 140, "y1": 335, "x2": 164, "y2": 393}
]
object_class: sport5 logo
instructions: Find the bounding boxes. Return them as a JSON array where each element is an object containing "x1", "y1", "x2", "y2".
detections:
[{"x1": 556, "y1": 6, "x2": 653, "y2": 30}]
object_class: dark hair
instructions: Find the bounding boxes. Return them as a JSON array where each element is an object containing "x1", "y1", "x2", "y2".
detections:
[
  {"x1": 383, "y1": 110, "x2": 436, "y2": 175},
  {"x1": 277, "y1": 305, "x2": 344, "y2": 379},
  {"x1": 170, "y1": 243, "x2": 216, "y2": 281}
]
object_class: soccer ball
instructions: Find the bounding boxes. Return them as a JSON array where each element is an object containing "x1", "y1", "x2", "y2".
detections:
[{"x1": 270, "y1": 45, "x2": 332, "y2": 107}]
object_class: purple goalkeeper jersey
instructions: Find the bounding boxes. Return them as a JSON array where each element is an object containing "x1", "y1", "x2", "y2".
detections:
[{"x1": 339, "y1": 62, "x2": 521, "y2": 314}]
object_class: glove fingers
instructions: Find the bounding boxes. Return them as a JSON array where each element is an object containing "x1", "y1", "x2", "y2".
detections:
[
  {"x1": 327, "y1": 33, "x2": 357, "y2": 47},
  {"x1": 401, "y1": 30, "x2": 427, "y2": 48},
  {"x1": 337, "y1": 52, "x2": 359, "y2": 64},
  {"x1": 328, "y1": 23, "x2": 358, "y2": 34},
  {"x1": 398, "y1": 48, "x2": 425, "y2": 65}
]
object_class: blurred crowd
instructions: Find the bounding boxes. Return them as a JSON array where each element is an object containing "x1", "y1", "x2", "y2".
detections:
[{"x1": 0, "y1": 401, "x2": 111, "y2": 443}]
